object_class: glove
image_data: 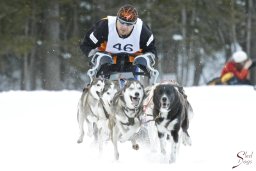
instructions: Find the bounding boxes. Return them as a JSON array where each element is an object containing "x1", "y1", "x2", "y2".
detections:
[
  {"x1": 90, "y1": 52, "x2": 113, "y2": 66},
  {"x1": 137, "y1": 53, "x2": 156, "y2": 66},
  {"x1": 89, "y1": 51, "x2": 103, "y2": 66}
]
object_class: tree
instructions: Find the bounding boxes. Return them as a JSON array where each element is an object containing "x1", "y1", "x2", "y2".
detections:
[{"x1": 43, "y1": 0, "x2": 62, "y2": 90}]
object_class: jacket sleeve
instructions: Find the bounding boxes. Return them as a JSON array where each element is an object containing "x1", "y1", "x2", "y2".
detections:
[
  {"x1": 235, "y1": 69, "x2": 249, "y2": 80},
  {"x1": 139, "y1": 23, "x2": 157, "y2": 58},
  {"x1": 80, "y1": 18, "x2": 108, "y2": 57}
]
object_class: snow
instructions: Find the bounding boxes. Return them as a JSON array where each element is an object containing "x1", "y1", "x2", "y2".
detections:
[{"x1": 0, "y1": 86, "x2": 256, "y2": 171}]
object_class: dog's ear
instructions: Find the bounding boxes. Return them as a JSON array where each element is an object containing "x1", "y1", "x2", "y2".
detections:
[
  {"x1": 173, "y1": 84, "x2": 187, "y2": 99},
  {"x1": 82, "y1": 82, "x2": 91, "y2": 92},
  {"x1": 112, "y1": 80, "x2": 120, "y2": 90},
  {"x1": 152, "y1": 85, "x2": 162, "y2": 108},
  {"x1": 118, "y1": 78, "x2": 127, "y2": 89},
  {"x1": 112, "y1": 89, "x2": 123, "y2": 104},
  {"x1": 97, "y1": 75, "x2": 103, "y2": 80}
]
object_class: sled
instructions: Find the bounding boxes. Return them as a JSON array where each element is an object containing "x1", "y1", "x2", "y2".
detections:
[{"x1": 87, "y1": 52, "x2": 159, "y2": 86}]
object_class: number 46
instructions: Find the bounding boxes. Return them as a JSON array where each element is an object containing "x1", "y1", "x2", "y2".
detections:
[{"x1": 113, "y1": 43, "x2": 133, "y2": 52}]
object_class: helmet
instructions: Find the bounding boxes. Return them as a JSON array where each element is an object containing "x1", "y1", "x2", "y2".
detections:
[
  {"x1": 232, "y1": 51, "x2": 248, "y2": 63},
  {"x1": 117, "y1": 4, "x2": 138, "y2": 23}
]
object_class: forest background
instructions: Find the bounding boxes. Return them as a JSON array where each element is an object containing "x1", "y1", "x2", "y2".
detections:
[{"x1": 0, "y1": 0, "x2": 256, "y2": 91}]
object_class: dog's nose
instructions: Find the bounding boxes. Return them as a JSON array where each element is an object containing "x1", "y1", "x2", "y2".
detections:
[
  {"x1": 135, "y1": 92, "x2": 139, "y2": 97},
  {"x1": 162, "y1": 97, "x2": 167, "y2": 102}
]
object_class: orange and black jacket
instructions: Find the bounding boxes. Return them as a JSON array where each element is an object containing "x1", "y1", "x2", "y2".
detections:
[{"x1": 80, "y1": 17, "x2": 157, "y2": 59}]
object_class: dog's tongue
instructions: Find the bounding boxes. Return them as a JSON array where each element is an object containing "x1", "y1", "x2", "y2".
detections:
[{"x1": 131, "y1": 97, "x2": 140, "y2": 106}]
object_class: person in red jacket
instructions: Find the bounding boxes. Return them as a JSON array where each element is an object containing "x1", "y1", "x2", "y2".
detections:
[{"x1": 220, "y1": 51, "x2": 252, "y2": 85}]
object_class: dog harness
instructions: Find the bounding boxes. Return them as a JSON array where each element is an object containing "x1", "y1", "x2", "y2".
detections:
[
  {"x1": 119, "y1": 102, "x2": 142, "y2": 126},
  {"x1": 122, "y1": 107, "x2": 140, "y2": 126}
]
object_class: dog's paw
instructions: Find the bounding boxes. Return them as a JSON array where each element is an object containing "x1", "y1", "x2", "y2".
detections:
[
  {"x1": 77, "y1": 138, "x2": 83, "y2": 144},
  {"x1": 114, "y1": 152, "x2": 119, "y2": 160},
  {"x1": 182, "y1": 133, "x2": 192, "y2": 146},
  {"x1": 169, "y1": 157, "x2": 176, "y2": 164},
  {"x1": 132, "y1": 144, "x2": 139, "y2": 150}
]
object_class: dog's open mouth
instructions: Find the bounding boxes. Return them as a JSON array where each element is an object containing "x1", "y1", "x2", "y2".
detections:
[
  {"x1": 130, "y1": 96, "x2": 140, "y2": 106},
  {"x1": 161, "y1": 102, "x2": 170, "y2": 109},
  {"x1": 162, "y1": 102, "x2": 167, "y2": 108}
]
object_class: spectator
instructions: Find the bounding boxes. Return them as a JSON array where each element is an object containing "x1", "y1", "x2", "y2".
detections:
[{"x1": 220, "y1": 51, "x2": 252, "y2": 85}]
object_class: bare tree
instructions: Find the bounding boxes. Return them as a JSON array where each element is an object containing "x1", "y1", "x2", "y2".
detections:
[
  {"x1": 20, "y1": 0, "x2": 37, "y2": 90},
  {"x1": 44, "y1": 0, "x2": 62, "y2": 90}
]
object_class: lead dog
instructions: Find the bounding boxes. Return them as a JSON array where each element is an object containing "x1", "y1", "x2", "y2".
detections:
[
  {"x1": 145, "y1": 81, "x2": 193, "y2": 163},
  {"x1": 108, "y1": 80, "x2": 145, "y2": 160},
  {"x1": 77, "y1": 78, "x2": 105, "y2": 143}
]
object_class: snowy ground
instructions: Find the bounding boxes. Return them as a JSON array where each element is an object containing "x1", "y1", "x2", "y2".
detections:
[{"x1": 0, "y1": 86, "x2": 255, "y2": 171}]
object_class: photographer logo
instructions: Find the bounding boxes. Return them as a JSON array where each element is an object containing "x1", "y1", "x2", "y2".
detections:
[{"x1": 232, "y1": 151, "x2": 253, "y2": 169}]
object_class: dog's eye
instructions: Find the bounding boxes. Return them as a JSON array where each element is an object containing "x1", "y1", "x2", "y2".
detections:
[
  {"x1": 107, "y1": 92, "x2": 110, "y2": 95},
  {"x1": 97, "y1": 84, "x2": 101, "y2": 86}
]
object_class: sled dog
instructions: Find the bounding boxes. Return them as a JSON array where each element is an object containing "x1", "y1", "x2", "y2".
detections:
[
  {"x1": 77, "y1": 78, "x2": 105, "y2": 143},
  {"x1": 145, "y1": 81, "x2": 193, "y2": 163},
  {"x1": 96, "y1": 80, "x2": 120, "y2": 151},
  {"x1": 109, "y1": 80, "x2": 145, "y2": 160}
]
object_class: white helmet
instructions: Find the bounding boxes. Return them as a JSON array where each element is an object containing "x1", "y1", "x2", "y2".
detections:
[{"x1": 232, "y1": 51, "x2": 248, "y2": 63}]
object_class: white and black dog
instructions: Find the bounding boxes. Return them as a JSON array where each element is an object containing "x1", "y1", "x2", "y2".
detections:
[
  {"x1": 108, "y1": 80, "x2": 145, "y2": 160},
  {"x1": 77, "y1": 78, "x2": 105, "y2": 144},
  {"x1": 96, "y1": 80, "x2": 120, "y2": 151},
  {"x1": 148, "y1": 82, "x2": 193, "y2": 163}
]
